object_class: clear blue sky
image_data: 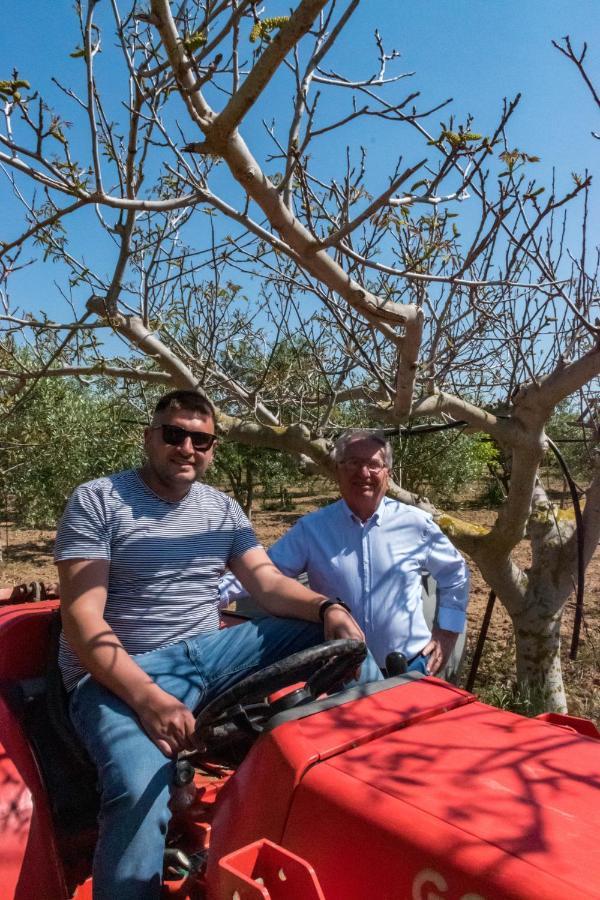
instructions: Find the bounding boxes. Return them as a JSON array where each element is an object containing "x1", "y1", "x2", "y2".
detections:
[{"x1": 1, "y1": 1, "x2": 599, "y2": 321}]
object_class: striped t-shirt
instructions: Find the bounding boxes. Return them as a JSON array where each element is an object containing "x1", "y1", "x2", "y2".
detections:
[{"x1": 54, "y1": 470, "x2": 259, "y2": 690}]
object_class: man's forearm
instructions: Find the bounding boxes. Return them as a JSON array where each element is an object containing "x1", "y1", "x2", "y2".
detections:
[
  {"x1": 254, "y1": 575, "x2": 326, "y2": 621},
  {"x1": 230, "y1": 547, "x2": 365, "y2": 643},
  {"x1": 61, "y1": 608, "x2": 163, "y2": 712}
]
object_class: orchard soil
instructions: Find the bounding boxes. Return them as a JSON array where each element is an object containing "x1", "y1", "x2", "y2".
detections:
[{"x1": 1, "y1": 493, "x2": 598, "y2": 725}]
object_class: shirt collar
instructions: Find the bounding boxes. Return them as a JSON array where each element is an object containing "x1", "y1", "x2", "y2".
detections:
[{"x1": 340, "y1": 496, "x2": 387, "y2": 526}]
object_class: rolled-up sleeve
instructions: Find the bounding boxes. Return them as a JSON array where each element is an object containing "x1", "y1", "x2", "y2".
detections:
[{"x1": 422, "y1": 520, "x2": 469, "y2": 632}]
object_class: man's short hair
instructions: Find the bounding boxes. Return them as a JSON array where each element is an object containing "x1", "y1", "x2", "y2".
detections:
[
  {"x1": 332, "y1": 430, "x2": 393, "y2": 468},
  {"x1": 153, "y1": 389, "x2": 216, "y2": 426}
]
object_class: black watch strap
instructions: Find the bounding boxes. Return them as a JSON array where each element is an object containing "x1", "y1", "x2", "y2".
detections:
[{"x1": 318, "y1": 598, "x2": 351, "y2": 622}]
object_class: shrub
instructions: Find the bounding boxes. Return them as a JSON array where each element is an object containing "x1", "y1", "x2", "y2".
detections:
[
  {"x1": 1, "y1": 378, "x2": 141, "y2": 527},
  {"x1": 392, "y1": 428, "x2": 500, "y2": 503}
]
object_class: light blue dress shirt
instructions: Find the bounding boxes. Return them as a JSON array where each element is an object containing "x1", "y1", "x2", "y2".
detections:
[{"x1": 220, "y1": 496, "x2": 469, "y2": 667}]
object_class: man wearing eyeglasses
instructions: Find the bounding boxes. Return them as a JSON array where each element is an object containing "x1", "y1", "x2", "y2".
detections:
[
  {"x1": 54, "y1": 390, "x2": 381, "y2": 900},
  {"x1": 221, "y1": 430, "x2": 469, "y2": 679}
]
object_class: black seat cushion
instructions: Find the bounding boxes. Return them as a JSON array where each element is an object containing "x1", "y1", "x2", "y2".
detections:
[{"x1": 16, "y1": 611, "x2": 100, "y2": 832}]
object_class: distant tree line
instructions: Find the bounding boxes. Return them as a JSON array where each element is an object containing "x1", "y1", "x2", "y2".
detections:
[{"x1": 0, "y1": 375, "x2": 587, "y2": 529}]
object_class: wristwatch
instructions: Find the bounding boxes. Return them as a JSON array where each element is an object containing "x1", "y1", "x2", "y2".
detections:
[{"x1": 318, "y1": 598, "x2": 352, "y2": 622}]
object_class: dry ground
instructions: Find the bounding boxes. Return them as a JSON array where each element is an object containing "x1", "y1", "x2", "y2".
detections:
[{"x1": 1, "y1": 493, "x2": 598, "y2": 724}]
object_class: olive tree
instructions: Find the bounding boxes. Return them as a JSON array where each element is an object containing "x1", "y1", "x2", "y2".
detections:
[
  {"x1": 0, "y1": 372, "x2": 142, "y2": 527},
  {"x1": 1, "y1": 2, "x2": 599, "y2": 711}
]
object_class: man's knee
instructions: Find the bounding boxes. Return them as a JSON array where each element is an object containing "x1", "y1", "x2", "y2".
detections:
[{"x1": 101, "y1": 753, "x2": 174, "y2": 819}]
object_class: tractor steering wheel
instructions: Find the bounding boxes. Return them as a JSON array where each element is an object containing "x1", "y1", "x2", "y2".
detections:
[{"x1": 192, "y1": 639, "x2": 366, "y2": 765}]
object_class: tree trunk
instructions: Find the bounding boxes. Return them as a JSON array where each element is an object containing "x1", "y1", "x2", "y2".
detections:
[
  {"x1": 509, "y1": 596, "x2": 567, "y2": 713},
  {"x1": 244, "y1": 463, "x2": 254, "y2": 520}
]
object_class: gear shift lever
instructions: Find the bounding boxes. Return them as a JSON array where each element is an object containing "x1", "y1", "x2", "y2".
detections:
[{"x1": 385, "y1": 651, "x2": 408, "y2": 677}]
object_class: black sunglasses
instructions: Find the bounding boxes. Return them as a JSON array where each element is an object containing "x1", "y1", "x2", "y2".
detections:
[{"x1": 152, "y1": 424, "x2": 216, "y2": 451}]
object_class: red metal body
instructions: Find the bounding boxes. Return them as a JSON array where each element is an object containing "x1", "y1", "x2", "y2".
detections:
[
  {"x1": 1, "y1": 600, "x2": 599, "y2": 900},
  {"x1": 206, "y1": 679, "x2": 600, "y2": 899},
  {"x1": 0, "y1": 602, "x2": 71, "y2": 900}
]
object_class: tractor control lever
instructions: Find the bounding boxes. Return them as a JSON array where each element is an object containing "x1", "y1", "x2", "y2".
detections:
[{"x1": 385, "y1": 651, "x2": 408, "y2": 677}]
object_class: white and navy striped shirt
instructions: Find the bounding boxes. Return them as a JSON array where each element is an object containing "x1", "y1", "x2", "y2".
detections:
[{"x1": 54, "y1": 470, "x2": 259, "y2": 690}]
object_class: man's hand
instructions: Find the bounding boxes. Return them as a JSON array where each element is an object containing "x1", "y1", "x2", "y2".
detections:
[
  {"x1": 322, "y1": 604, "x2": 365, "y2": 680},
  {"x1": 422, "y1": 626, "x2": 459, "y2": 675},
  {"x1": 322, "y1": 603, "x2": 365, "y2": 642},
  {"x1": 133, "y1": 685, "x2": 197, "y2": 757}
]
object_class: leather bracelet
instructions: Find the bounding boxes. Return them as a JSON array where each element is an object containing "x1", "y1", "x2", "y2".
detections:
[{"x1": 318, "y1": 598, "x2": 351, "y2": 622}]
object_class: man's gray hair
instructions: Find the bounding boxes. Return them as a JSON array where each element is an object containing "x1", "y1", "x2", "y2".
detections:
[{"x1": 332, "y1": 430, "x2": 393, "y2": 468}]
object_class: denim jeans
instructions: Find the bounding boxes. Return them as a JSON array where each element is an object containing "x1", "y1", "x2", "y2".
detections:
[
  {"x1": 407, "y1": 653, "x2": 429, "y2": 675},
  {"x1": 69, "y1": 616, "x2": 383, "y2": 900}
]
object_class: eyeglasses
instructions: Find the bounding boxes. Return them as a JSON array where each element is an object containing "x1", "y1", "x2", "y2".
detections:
[
  {"x1": 339, "y1": 458, "x2": 387, "y2": 473},
  {"x1": 152, "y1": 424, "x2": 216, "y2": 451}
]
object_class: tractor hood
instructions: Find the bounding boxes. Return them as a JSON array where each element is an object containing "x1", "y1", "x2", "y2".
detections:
[{"x1": 207, "y1": 677, "x2": 600, "y2": 899}]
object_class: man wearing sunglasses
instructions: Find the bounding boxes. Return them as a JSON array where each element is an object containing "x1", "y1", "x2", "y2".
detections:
[{"x1": 54, "y1": 389, "x2": 381, "y2": 900}]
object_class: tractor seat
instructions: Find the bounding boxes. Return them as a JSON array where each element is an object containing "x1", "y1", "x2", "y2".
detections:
[{"x1": 8, "y1": 610, "x2": 100, "y2": 833}]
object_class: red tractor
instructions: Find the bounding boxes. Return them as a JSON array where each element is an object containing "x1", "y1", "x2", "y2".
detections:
[{"x1": 1, "y1": 595, "x2": 599, "y2": 899}]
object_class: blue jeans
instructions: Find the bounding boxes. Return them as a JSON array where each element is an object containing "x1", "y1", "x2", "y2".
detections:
[
  {"x1": 407, "y1": 654, "x2": 429, "y2": 675},
  {"x1": 69, "y1": 616, "x2": 382, "y2": 900}
]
